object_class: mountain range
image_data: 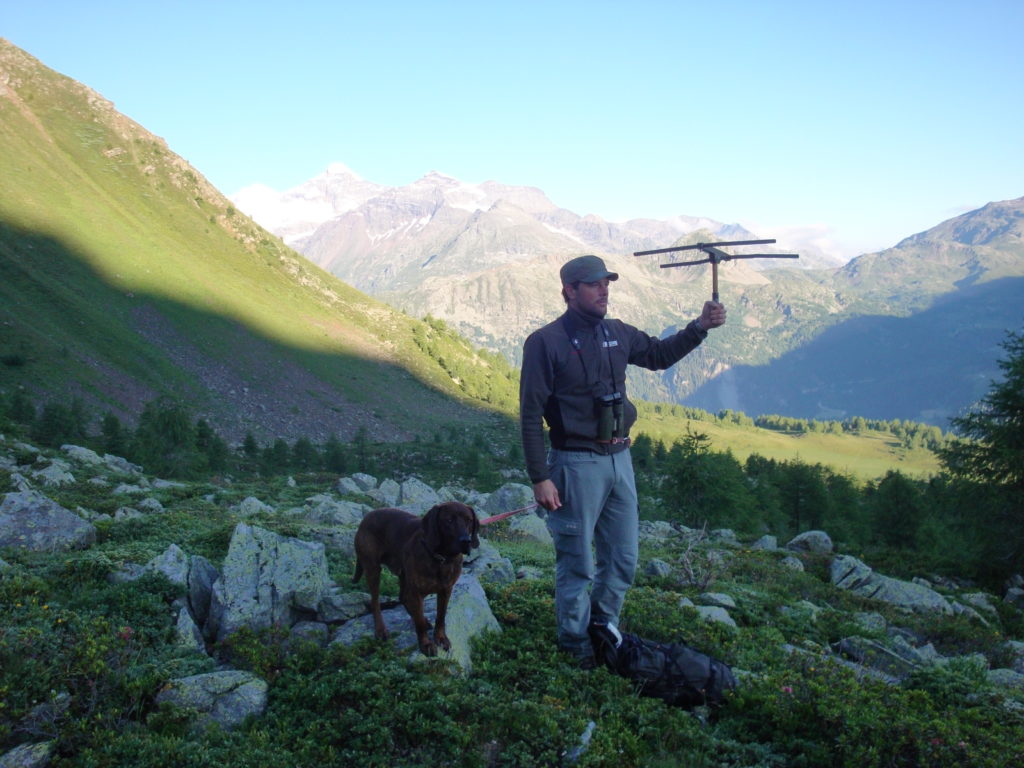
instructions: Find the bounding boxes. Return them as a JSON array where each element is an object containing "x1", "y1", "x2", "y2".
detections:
[{"x1": 234, "y1": 169, "x2": 1024, "y2": 428}]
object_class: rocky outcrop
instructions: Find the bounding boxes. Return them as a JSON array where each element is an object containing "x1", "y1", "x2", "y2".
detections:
[
  {"x1": 830, "y1": 554, "x2": 952, "y2": 615},
  {"x1": 154, "y1": 670, "x2": 268, "y2": 731},
  {"x1": 0, "y1": 490, "x2": 96, "y2": 551},
  {"x1": 205, "y1": 523, "x2": 331, "y2": 642},
  {"x1": 330, "y1": 573, "x2": 500, "y2": 672}
]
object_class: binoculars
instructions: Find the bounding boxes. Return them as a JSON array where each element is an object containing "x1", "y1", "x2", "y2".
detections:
[{"x1": 597, "y1": 392, "x2": 624, "y2": 441}]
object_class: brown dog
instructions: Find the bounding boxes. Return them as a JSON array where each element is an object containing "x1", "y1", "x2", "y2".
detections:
[{"x1": 353, "y1": 501, "x2": 480, "y2": 656}]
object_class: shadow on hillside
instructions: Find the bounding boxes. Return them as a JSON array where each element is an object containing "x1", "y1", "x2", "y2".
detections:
[
  {"x1": 684, "y1": 277, "x2": 1024, "y2": 428},
  {"x1": 0, "y1": 221, "x2": 515, "y2": 443}
]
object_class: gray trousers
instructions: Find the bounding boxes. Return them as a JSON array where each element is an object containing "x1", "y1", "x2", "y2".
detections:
[{"x1": 545, "y1": 447, "x2": 639, "y2": 655}]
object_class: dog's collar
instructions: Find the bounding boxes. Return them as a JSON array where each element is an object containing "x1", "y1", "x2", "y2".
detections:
[{"x1": 421, "y1": 538, "x2": 450, "y2": 564}]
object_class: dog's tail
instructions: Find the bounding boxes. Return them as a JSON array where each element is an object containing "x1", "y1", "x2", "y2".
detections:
[{"x1": 352, "y1": 561, "x2": 363, "y2": 584}]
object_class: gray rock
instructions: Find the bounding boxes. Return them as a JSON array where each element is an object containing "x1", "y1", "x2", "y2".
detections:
[
  {"x1": 137, "y1": 497, "x2": 165, "y2": 514},
  {"x1": 29, "y1": 460, "x2": 75, "y2": 488},
  {"x1": 645, "y1": 558, "x2": 673, "y2": 577},
  {"x1": 0, "y1": 740, "x2": 56, "y2": 768},
  {"x1": 317, "y1": 587, "x2": 369, "y2": 623},
  {"x1": 304, "y1": 525, "x2": 357, "y2": 556},
  {"x1": 0, "y1": 490, "x2": 96, "y2": 552},
  {"x1": 154, "y1": 670, "x2": 267, "y2": 731},
  {"x1": 698, "y1": 592, "x2": 737, "y2": 609},
  {"x1": 508, "y1": 512, "x2": 552, "y2": 545},
  {"x1": 695, "y1": 605, "x2": 737, "y2": 629},
  {"x1": 780, "y1": 556, "x2": 805, "y2": 572},
  {"x1": 709, "y1": 528, "x2": 739, "y2": 546},
  {"x1": 959, "y1": 592, "x2": 999, "y2": 617},
  {"x1": 9, "y1": 473, "x2": 32, "y2": 492},
  {"x1": 750, "y1": 534, "x2": 778, "y2": 551},
  {"x1": 987, "y1": 668, "x2": 1024, "y2": 690},
  {"x1": 330, "y1": 573, "x2": 500, "y2": 672},
  {"x1": 516, "y1": 566, "x2": 545, "y2": 580},
  {"x1": 146, "y1": 544, "x2": 190, "y2": 587},
  {"x1": 235, "y1": 496, "x2": 274, "y2": 517},
  {"x1": 398, "y1": 477, "x2": 440, "y2": 514},
  {"x1": 61, "y1": 445, "x2": 104, "y2": 466},
  {"x1": 103, "y1": 454, "x2": 142, "y2": 476},
  {"x1": 852, "y1": 612, "x2": 888, "y2": 634},
  {"x1": 831, "y1": 555, "x2": 952, "y2": 615},
  {"x1": 481, "y1": 483, "x2": 534, "y2": 517},
  {"x1": 638, "y1": 520, "x2": 676, "y2": 544},
  {"x1": 786, "y1": 530, "x2": 833, "y2": 554},
  {"x1": 205, "y1": 523, "x2": 330, "y2": 642},
  {"x1": 113, "y1": 506, "x2": 142, "y2": 520},
  {"x1": 366, "y1": 478, "x2": 400, "y2": 507},
  {"x1": 300, "y1": 495, "x2": 367, "y2": 525},
  {"x1": 1005, "y1": 586, "x2": 1024, "y2": 610},
  {"x1": 289, "y1": 621, "x2": 329, "y2": 649},
  {"x1": 112, "y1": 483, "x2": 147, "y2": 495},
  {"x1": 175, "y1": 608, "x2": 206, "y2": 653},
  {"x1": 1004, "y1": 640, "x2": 1024, "y2": 674},
  {"x1": 349, "y1": 472, "x2": 378, "y2": 491},
  {"x1": 335, "y1": 477, "x2": 365, "y2": 495},
  {"x1": 834, "y1": 636, "x2": 921, "y2": 680}
]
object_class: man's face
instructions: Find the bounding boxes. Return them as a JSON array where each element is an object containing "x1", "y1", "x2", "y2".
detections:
[{"x1": 565, "y1": 278, "x2": 610, "y2": 319}]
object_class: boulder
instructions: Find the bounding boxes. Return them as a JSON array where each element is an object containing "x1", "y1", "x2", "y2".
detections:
[
  {"x1": 61, "y1": 444, "x2": 104, "y2": 466},
  {"x1": 751, "y1": 534, "x2": 778, "y2": 551},
  {"x1": 330, "y1": 573, "x2": 500, "y2": 672},
  {"x1": 235, "y1": 496, "x2": 274, "y2": 517},
  {"x1": 298, "y1": 495, "x2": 367, "y2": 525},
  {"x1": 205, "y1": 523, "x2": 330, "y2": 642},
  {"x1": 0, "y1": 491, "x2": 96, "y2": 552},
  {"x1": 29, "y1": 460, "x2": 75, "y2": 488},
  {"x1": 0, "y1": 740, "x2": 56, "y2": 768},
  {"x1": 644, "y1": 558, "x2": 672, "y2": 577},
  {"x1": 397, "y1": 477, "x2": 440, "y2": 514},
  {"x1": 174, "y1": 608, "x2": 206, "y2": 653},
  {"x1": 154, "y1": 670, "x2": 267, "y2": 731},
  {"x1": 787, "y1": 530, "x2": 833, "y2": 555},
  {"x1": 831, "y1": 555, "x2": 952, "y2": 615},
  {"x1": 508, "y1": 512, "x2": 552, "y2": 545},
  {"x1": 317, "y1": 587, "x2": 369, "y2": 623},
  {"x1": 695, "y1": 605, "x2": 737, "y2": 629},
  {"x1": 481, "y1": 483, "x2": 533, "y2": 518},
  {"x1": 366, "y1": 478, "x2": 400, "y2": 507},
  {"x1": 146, "y1": 544, "x2": 190, "y2": 587},
  {"x1": 638, "y1": 520, "x2": 677, "y2": 544}
]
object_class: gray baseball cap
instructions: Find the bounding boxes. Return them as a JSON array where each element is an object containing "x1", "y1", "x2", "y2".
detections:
[{"x1": 559, "y1": 254, "x2": 619, "y2": 284}]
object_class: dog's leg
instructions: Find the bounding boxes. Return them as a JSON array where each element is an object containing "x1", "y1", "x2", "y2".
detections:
[
  {"x1": 433, "y1": 587, "x2": 452, "y2": 652},
  {"x1": 402, "y1": 588, "x2": 436, "y2": 656},
  {"x1": 364, "y1": 561, "x2": 388, "y2": 641}
]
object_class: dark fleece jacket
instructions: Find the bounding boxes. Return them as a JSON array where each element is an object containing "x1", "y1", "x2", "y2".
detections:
[{"x1": 519, "y1": 307, "x2": 706, "y2": 483}]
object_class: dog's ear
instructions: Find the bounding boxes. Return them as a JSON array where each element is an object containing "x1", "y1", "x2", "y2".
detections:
[
  {"x1": 468, "y1": 506, "x2": 480, "y2": 548},
  {"x1": 422, "y1": 505, "x2": 443, "y2": 551}
]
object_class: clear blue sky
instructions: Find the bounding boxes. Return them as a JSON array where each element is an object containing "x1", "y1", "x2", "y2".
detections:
[{"x1": 5, "y1": 0, "x2": 1022, "y2": 258}]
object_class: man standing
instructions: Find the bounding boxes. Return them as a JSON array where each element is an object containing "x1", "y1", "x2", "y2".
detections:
[{"x1": 519, "y1": 254, "x2": 726, "y2": 668}]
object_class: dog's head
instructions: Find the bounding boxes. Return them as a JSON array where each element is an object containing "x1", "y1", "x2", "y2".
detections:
[{"x1": 422, "y1": 501, "x2": 480, "y2": 557}]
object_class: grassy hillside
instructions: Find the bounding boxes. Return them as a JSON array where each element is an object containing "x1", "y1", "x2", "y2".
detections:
[{"x1": 0, "y1": 39, "x2": 515, "y2": 443}]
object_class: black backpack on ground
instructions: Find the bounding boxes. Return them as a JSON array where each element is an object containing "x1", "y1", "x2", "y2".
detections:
[{"x1": 589, "y1": 623, "x2": 738, "y2": 708}]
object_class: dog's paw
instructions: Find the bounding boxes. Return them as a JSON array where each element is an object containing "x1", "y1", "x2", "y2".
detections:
[
  {"x1": 419, "y1": 640, "x2": 438, "y2": 657},
  {"x1": 435, "y1": 634, "x2": 451, "y2": 652}
]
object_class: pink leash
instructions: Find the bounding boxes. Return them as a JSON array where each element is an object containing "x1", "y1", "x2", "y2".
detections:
[{"x1": 479, "y1": 503, "x2": 539, "y2": 526}]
